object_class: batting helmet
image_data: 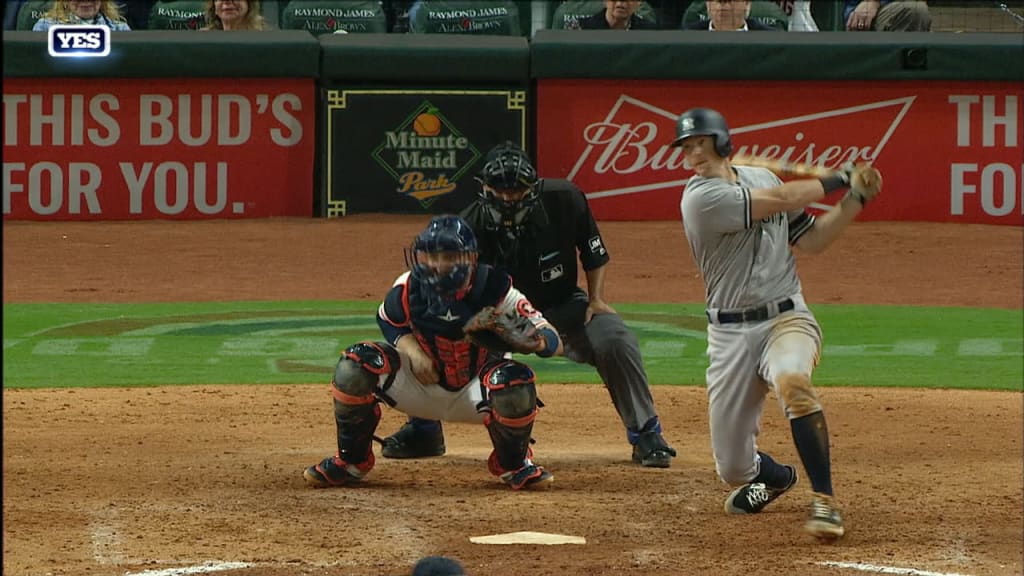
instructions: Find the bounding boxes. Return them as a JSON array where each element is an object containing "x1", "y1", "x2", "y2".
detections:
[
  {"x1": 669, "y1": 108, "x2": 733, "y2": 157},
  {"x1": 406, "y1": 215, "x2": 478, "y2": 299}
]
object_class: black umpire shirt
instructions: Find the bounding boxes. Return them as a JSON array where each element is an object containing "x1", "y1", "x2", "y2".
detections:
[{"x1": 461, "y1": 179, "x2": 610, "y2": 329}]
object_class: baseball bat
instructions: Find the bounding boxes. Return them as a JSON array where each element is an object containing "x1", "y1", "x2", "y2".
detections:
[{"x1": 729, "y1": 154, "x2": 837, "y2": 178}]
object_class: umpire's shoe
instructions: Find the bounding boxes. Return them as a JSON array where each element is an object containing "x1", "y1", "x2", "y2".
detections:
[
  {"x1": 381, "y1": 419, "x2": 446, "y2": 459},
  {"x1": 805, "y1": 492, "x2": 845, "y2": 542},
  {"x1": 724, "y1": 465, "x2": 798, "y2": 514},
  {"x1": 631, "y1": 430, "x2": 677, "y2": 468},
  {"x1": 303, "y1": 454, "x2": 373, "y2": 488}
]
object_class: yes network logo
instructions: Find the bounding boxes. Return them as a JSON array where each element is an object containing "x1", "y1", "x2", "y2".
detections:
[{"x1": 48, "y1": 25, "x2": 110, "y2": 58}]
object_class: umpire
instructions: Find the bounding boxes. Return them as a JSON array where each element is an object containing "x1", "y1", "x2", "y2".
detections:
[{"x1": 381, "y1": 142, "x2": 677, "y2": 468}]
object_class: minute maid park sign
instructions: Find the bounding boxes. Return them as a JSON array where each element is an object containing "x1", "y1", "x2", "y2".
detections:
[{"x1": 372, "y1": 101, "x2": 481, "y2": 208}]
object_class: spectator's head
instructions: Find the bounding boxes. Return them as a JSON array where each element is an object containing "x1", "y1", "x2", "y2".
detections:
[
  {"x1": 603, "y1": 0, "x2": 642, "y2": 29},
  {"x1": 46, "y1": 0, "x2": 125, "y2": 24},
  {"x1": 411, "y1": 555, "x2": 467, "y2": 576},
  {"x1": 205, "y1": 0, "x2": 265, "y2": 30},
  {"x1": 706, "y1": 0, "x2": 752, "y2": 31}
]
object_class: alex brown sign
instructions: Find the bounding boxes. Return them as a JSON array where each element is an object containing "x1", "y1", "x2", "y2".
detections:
[{"x1": 536, "y1": 80, "x2": 1023, "y2": 226}]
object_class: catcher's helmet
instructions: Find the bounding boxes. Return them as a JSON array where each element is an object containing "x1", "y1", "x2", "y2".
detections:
[
  {"x1": 669, "y1": 107, "x2": 733, "y2": 157},
  {"x1": 406, "y1": 215, "x2": 478, "y2": 299}
]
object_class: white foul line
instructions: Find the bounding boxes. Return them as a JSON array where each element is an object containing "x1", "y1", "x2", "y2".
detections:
[
  {"x1": 818, "y1": 561, "x2": 975, "y2": 576},
  {"x1": 124, "y1": 562, "x2": 254, "y2": 576}
]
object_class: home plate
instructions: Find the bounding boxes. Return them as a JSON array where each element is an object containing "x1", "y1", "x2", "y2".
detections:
[{"x1": 469, "y1": 531, "x2": 586, "y2": 545}]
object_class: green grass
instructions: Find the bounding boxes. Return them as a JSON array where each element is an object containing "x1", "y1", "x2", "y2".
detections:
[{"x1": 3, "y1": 302, "x2": 1022, "y2": 391}]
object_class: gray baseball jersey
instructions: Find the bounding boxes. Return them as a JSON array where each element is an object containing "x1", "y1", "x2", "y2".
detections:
[
  {"x1": 681, "y1": 166, "x2": 815, "y2": 310},
  {"x1": 680, "y1": 165, "x2": 822, "y2": 485}
]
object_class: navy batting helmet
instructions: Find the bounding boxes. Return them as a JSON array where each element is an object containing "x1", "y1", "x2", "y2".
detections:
[
  {"x1": 669, "y1": 108, "x2": 733, "y2": 157},
  {"x1": 406, "y1": 215, "x2": 478, "y2": 298}
]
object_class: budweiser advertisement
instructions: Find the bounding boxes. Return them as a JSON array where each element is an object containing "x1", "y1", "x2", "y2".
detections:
[
  {"x1": 3, "y1": 78, "x2": 315, "y2": 221},
  {"x1": 537, "y1": 80, "x2": 1023, "y2": 225}
]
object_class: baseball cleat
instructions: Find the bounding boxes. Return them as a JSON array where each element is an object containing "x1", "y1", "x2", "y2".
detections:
[
  {"x1": 631, "y1": 430, "x2": 677, "y2": 468},
  {"x1": 302, "y1": 455, "x2": 371, "y2": 488},
  {"x1": 724, "y1": 465, "x2": 798, "y2": 514},
  {"x1": 381, "y1": 420, "x2": 446, "y2": 459},
  {"x1": 500, "y1": 463, "x2": 554, "y2": 491},
  {"x1": 805, "y1": 493, "x2": 845, "y2": 542}
]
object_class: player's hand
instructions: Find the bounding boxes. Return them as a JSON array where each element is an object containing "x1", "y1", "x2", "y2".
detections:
[
  {"x1": 846, "y1": 1, "x2": 879, "y2": 30},
  {"x1": 408, "y1": 346, "x2": 439, "y2": 385},
  {"x1": 845, "y1": 164, "x2": 883, "y2": 206},
  {"x1": 585, "y1": 299, "x2": 617, "y2": 324}
]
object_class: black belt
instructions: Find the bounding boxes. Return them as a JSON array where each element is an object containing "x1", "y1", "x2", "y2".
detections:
[{"x1": 709, "y1": 298, "x2": 795, "y2": 324}]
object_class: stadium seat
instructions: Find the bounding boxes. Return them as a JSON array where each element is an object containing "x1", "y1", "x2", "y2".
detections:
[
  {"x1": 147, "y1": 0, "x2": 206, "y2": 30},
  {"x1": 16, "y1": 0, "x2": 53, "y2": 31},
  {"x1": 407, "y1": 0, "x2": 521, "y2": 35},
  {"x1": 682, "y1": 0, "x2": 788, "y2": 30},
  {"x1": 281, "y1": 0, "x2": 387, "y2": 34},
  {"x1": 550, "y1": 0, "x2": 659, "y2": 30}
]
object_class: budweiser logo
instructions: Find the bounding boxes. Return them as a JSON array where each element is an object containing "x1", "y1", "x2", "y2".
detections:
[{"x1": 568, "y1": 95, "x2": 915, "y2": 200}]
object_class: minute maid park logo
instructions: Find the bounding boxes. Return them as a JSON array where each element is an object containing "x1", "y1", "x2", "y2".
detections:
[{"x1": 372, "y1": 101, "x2": 481, "y2": 208}]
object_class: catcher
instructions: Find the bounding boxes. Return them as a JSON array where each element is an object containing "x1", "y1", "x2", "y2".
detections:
[
  {"x1": 380, "y1": 142, "x2": 677, "y2": 469},
  {"x1": 303, "y1": 214, "x2": 563, "y2": 491}
]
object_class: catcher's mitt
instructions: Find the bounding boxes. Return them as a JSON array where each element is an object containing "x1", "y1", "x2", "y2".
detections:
[{"x1": 463, "y1": 306, "x2": 543, "y2": 355}]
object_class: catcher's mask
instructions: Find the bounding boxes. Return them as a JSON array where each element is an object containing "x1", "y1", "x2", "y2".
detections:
[
  {"x1": 668, "y1": 107, "x2": 733, "y2": 157},
  {"x1": 406, "y1": 215, "x2": 479, "y2": 300},
  {"x1": 475, "y1": 142, "x2": 540, "y2": 231}
]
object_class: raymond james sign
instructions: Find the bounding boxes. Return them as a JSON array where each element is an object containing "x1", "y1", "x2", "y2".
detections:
[{"x1": 322, "y1": 89, "x2": 527, "y2": 217}]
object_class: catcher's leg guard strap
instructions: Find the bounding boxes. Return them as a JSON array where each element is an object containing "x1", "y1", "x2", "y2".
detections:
[{"x1": 777, "y1": 372, "x2": 821, "y2": 419}]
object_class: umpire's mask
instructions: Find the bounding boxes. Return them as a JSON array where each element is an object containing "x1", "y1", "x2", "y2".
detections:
[{"x1": 475, "y1": 142, "x2": 540, "y2": 232}]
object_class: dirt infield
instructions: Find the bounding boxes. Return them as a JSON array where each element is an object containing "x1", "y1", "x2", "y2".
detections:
[{"x1": 3, "y1": 216, "x2": 1023, "y2": 576}]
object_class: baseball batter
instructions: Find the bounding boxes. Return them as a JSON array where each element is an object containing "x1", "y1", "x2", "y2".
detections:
[
  {"x1": 671, "y1": 107, "x2": 883, "y2": 542},
  {"x1": 303, "y1": 215, "x2": 564, "y2": 491}
]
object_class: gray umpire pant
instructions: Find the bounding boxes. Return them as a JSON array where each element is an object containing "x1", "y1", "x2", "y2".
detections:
[{"x1": 559, "y1": 312, "x2": 658, "y2": 433}]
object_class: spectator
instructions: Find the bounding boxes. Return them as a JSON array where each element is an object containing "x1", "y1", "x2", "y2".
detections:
[
  {"x1": 770, "y1": 0, "x2": 817, "y2": 31},
  {"x1": 204, "y1": 0, "x2": 267, "y2": 30},
  {"x1": 3, "y1": 0, "x2": 30, "y2": 30},
  {"x1": 121, "y1": 0, "x2": 157, "y2": 30},
  {"x1": 683, "y1": 0, "x2": 780, "y2": 31},
  {"x1": 32, "y1": 0, "x2": 131, "y2": 31},
  {"x1": 577, "y1": 0, "x2": 658, "y2": 30},
  {"x1": 411, "y1": 556, "x2": 467, "y2": 576},
  {"x1": 844, "y1": 0, "x2": 931, "y2": 31}
]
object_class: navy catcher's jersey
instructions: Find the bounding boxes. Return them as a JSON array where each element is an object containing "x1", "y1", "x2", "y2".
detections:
[
  {"x1": 376, "y1": 263, "x2": 545, "y2": 391},
  {"x1": 462, "y1": 178, "x2": 609, "y2": 312}
]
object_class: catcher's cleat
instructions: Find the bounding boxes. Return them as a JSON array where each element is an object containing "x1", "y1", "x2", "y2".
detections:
[
  {"x1": 500, "y1": 463, "x2": 554, "y2": 491},
  {"x1": 381, "y1": 420, "x2": 446, "y2": 459},
  {"x1": 724, "y1": 465, "x2": 798, "y2": 514},
  {"x1": 805, "y1": 492, "x2": 845, "y2": 542},
  {"x1": 303, "y1": 455, "x2": 373, "y2": 488},
  {"x1": 631, "y1": 430, "x2": 677, "y2": 468}
]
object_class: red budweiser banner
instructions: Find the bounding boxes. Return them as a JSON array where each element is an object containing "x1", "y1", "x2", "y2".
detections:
[
  {"x1": 3, "y1": 78, "x2": 315, "y2": 220},
  {"x1": 537, "y1": 80, "x2": 1023, "y2": 225}
]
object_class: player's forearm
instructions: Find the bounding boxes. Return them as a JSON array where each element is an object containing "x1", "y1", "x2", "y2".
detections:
[
  {"x1": 751, "y1": 180, "x2": 825, "y2": 220},
  {"x1": 796, "y1": 194, "x2": 864, "y2": 253}
]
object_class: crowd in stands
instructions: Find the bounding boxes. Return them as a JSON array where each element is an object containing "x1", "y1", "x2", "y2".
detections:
[{"x1": 3, "y1": 1, "x2": 937, "y2": 34}]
